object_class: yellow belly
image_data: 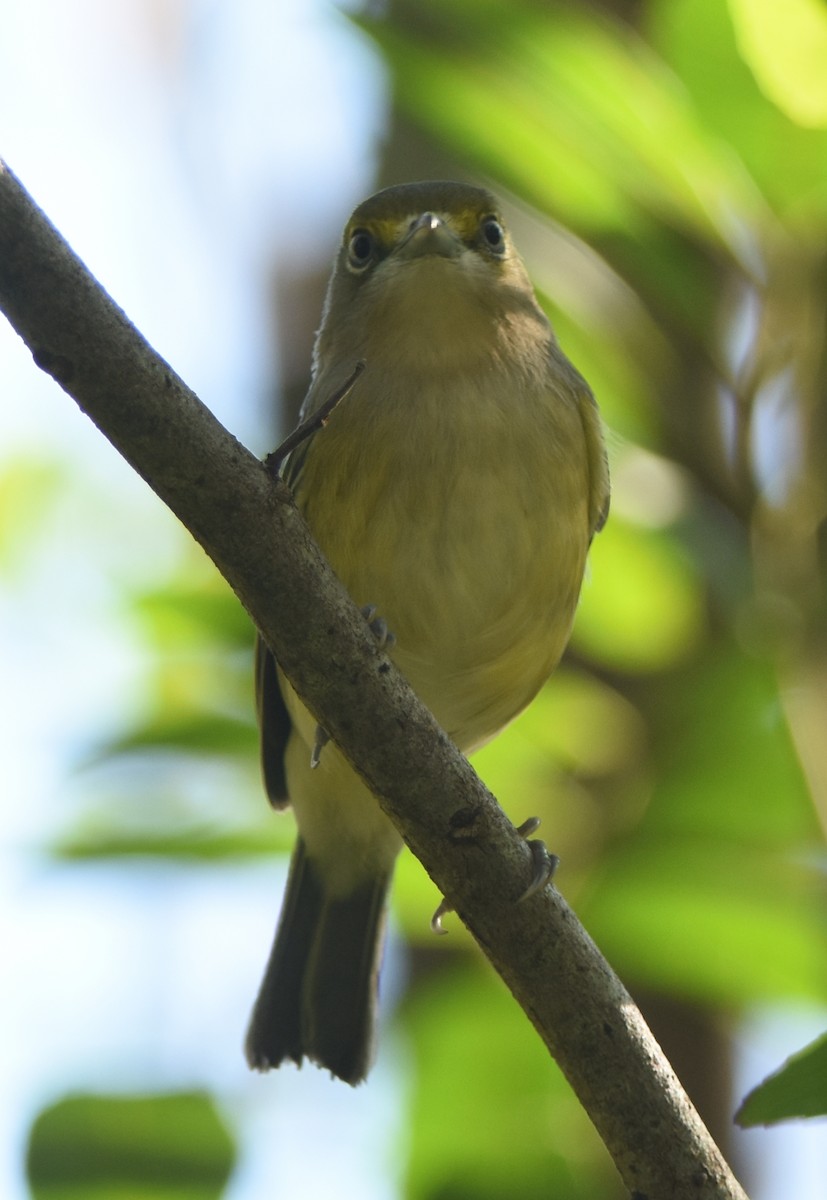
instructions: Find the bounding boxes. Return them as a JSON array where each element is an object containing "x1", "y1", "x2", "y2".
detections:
[{"x1": 294, "y1": 367, "x2": 590, "y2": 754}]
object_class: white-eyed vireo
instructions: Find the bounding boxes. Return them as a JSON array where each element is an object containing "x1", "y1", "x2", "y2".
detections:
[{"x1": 246, "y1": 181, "x2": 609, "y2": 1085}]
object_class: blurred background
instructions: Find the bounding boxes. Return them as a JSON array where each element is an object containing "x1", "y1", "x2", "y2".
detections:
[{"x1": 1, "y1": 1, "x2": 826, "y2": 1196}]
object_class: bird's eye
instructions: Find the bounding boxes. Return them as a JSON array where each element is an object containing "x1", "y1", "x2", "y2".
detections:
[
  {"x1": 481, "y1": 216, "x2": 506, "y2": 254},
  {"x1": 348, "y1": 228, "x2": 375, "y2": 269}
]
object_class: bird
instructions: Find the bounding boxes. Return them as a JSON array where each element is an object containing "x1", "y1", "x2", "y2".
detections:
[{"x1": 245, "y1": 180, "x2": 609, "y2": 1085}]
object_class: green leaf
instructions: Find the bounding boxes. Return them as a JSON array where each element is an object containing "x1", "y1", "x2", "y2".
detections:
[
  {"x1": 55, "y1": 823, "x2": 285, "y2": 861},
  {"x1": 133, "y1": 580, "x2": 254, "y2": 651},
  {"x1": 644, "y1": 647, "x2": 818, "y2": 844},
  {"x1": 582, "y1": 840, "x2": 827, "y2": 1005},
  {"x1": 402, "y1": 961, "x2": 615, "y2": 1199},
  {"x1": 736, "y1": 1032, "x2": 827, "y2": 1125},
  {"x1": 362, "y1": 0, "x2": 772, "y2": 254},
  {"x1": 729, "y1": 0, "x2": 827, "y2": 128},
  {"x1": 26, "y1": 1092, "x2": 236, "y2": 1200},
  {"x1": 92, "y1": 712, "x2": 257, "y2": 759},
  {"x1": 572, "y1": 516, "x2": 706, "y2": 672},
  {"x1": 580, "y1": 647, "x2": 827, "y2": 1005},
  {"x1": 0, "y1": 457, "x2": 68, "y2": 576},
  {"x1": 653, "y1": 0, "x2": 827, "y2": 214}
]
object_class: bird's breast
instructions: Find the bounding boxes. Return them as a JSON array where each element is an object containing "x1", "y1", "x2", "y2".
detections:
[{"x1": 294, "y1": 366, "x2": 590, "y2": 751}]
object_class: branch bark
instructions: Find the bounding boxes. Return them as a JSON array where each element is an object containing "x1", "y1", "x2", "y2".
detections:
[{"x1": 0, "y1": 159, "x2": 749, "y2": 1200}]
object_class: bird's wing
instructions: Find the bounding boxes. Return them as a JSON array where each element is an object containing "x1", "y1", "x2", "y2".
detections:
[
  {"x1": 254, "y1": 633, "x2": 292, "y2": 808},
  {"x1": 578, "y1": 383, "x2": 611, "y2": 538}
]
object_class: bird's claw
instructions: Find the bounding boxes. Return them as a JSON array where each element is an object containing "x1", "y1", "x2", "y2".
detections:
[
  {"x1": 310, "y1": 725, "x2": 330, "y2": 770},
  {"x1": 430, "y1": 897, "x2": 451, "y2": 937},
  {"x1": 515, "y1": 817, "x2": 559, "y2": 902},
  {"x1": 360, "y1": 604, "x2": 396, "y2": 650},
  {"x1": 429, "y1": 816, "x2": 557, "y2": 934}
]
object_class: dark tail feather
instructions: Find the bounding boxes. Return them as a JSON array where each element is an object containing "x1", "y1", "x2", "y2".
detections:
[
  {"x1": 245, "y1": 838, "x2": 392, "y2": 1086},
  {"x1": 245, "y1": 839, "x2": 324, "y2": 1071}
]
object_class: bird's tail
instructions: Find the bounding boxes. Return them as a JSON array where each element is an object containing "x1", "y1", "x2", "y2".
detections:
[{"x1": 245, "y1": 837, "x2": 392, "y2": 1085}]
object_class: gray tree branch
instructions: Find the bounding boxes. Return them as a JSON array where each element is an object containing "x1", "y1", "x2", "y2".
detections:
[{"x1": 0, "y1": 159, "x2": 748, "y2": 1200}]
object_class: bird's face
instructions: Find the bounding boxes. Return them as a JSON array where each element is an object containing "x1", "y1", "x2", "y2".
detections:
[{"x1": 315, "y1": 181, "x2": 549, "y2": 373}]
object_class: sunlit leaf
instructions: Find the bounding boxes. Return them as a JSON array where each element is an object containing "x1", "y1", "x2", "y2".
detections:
[
  {"x1": 736, "y1": 1032, "x2": 827, "y2": 1125},
  {"x1": 573, "y1": 516, "x2": 705, "y2": 671},
  {"x1": 653, "y1": 0, "x2": 827, "y2": 213},
  {"x1": 729, "y1": 0, "x2": 827, "y2": 128},
  {"x1": 362, "y1": 0, "x2": 773, "y2": 256}
]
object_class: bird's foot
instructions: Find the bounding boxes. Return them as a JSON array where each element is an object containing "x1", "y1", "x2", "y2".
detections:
[
  {"x1": 310, "y1": 725, "x2": 330, "y2": 770},
  {"x1": 360, "y1": 603, "x2": 396, "y2": 650},
  {"x1": 430, "y1": 816, "x2": 558, "y2": 934},
  {"x1": 513, "y1": 817, "x2": 559, "y2": 901}
]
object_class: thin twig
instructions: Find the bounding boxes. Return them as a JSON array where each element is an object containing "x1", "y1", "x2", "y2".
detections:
[{"x1": 265, "y1": 360, "x2": 365, "y2": 474}]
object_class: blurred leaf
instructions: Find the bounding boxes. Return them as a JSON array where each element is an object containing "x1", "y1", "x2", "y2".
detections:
[
  {"x1": 653, "y1": 0, "x2": 827, "y2": 216},
  {"x1": 580, "y1": 646, "x2": 827, "y2": 1004},
  {"x1": 26, "y1": 1092, "x2": 235, "y2": 1200},
  {"x1": 402, "y1": 961, "x2": 618, "y2": 1200},
  {"x1": 573, "y1": 516, "x2": 705, "y2": 671},
  {"x1": 728, "y1": 0, "x2": 827, "y2": 128},
  {"x1": 66, "y1": 567, "x2": 261, "y2": 864},
  {"x1": 133, "y1": 581, "x2": 254, "y2": 651},
  {"x1": 497, "y1": 669, "x2": 647, "y2": 780},
  {"x1": 0, "y1": 457, "x2": 67, "y2": 576},
  {"x1": 644, "y1": 646, "x2": 818, "y2": 844},
  {"x1": 55, "y1": 822, "x2": 285, "y2": 861},
  {"x1": 536, "y1": 281, "x2": 667, "y2": 447},
  {"x1": 736, "y1": 1031, "x2": 827, "y2": 1125},
  {"x1": 51, "y1": 749, "x2": 285, "y2": 862},
  {"x1": 92, "y1": 713, "x2": 256, "y2": 760},
  {"x1": 582, "y1": 840, "x2": 827, "y2": 1005},
  {"x1": 362, "y1": 0, "x2": 773, "y2": 255}
]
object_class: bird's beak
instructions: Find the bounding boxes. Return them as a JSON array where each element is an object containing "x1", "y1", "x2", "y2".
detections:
[{"x1": 395, "y1": 212, "x2": 462, "y2": 261}]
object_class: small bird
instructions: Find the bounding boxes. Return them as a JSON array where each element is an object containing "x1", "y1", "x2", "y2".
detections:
[{"x1": 245, "y1": 181, "x2": 609, "y2": 1085}]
